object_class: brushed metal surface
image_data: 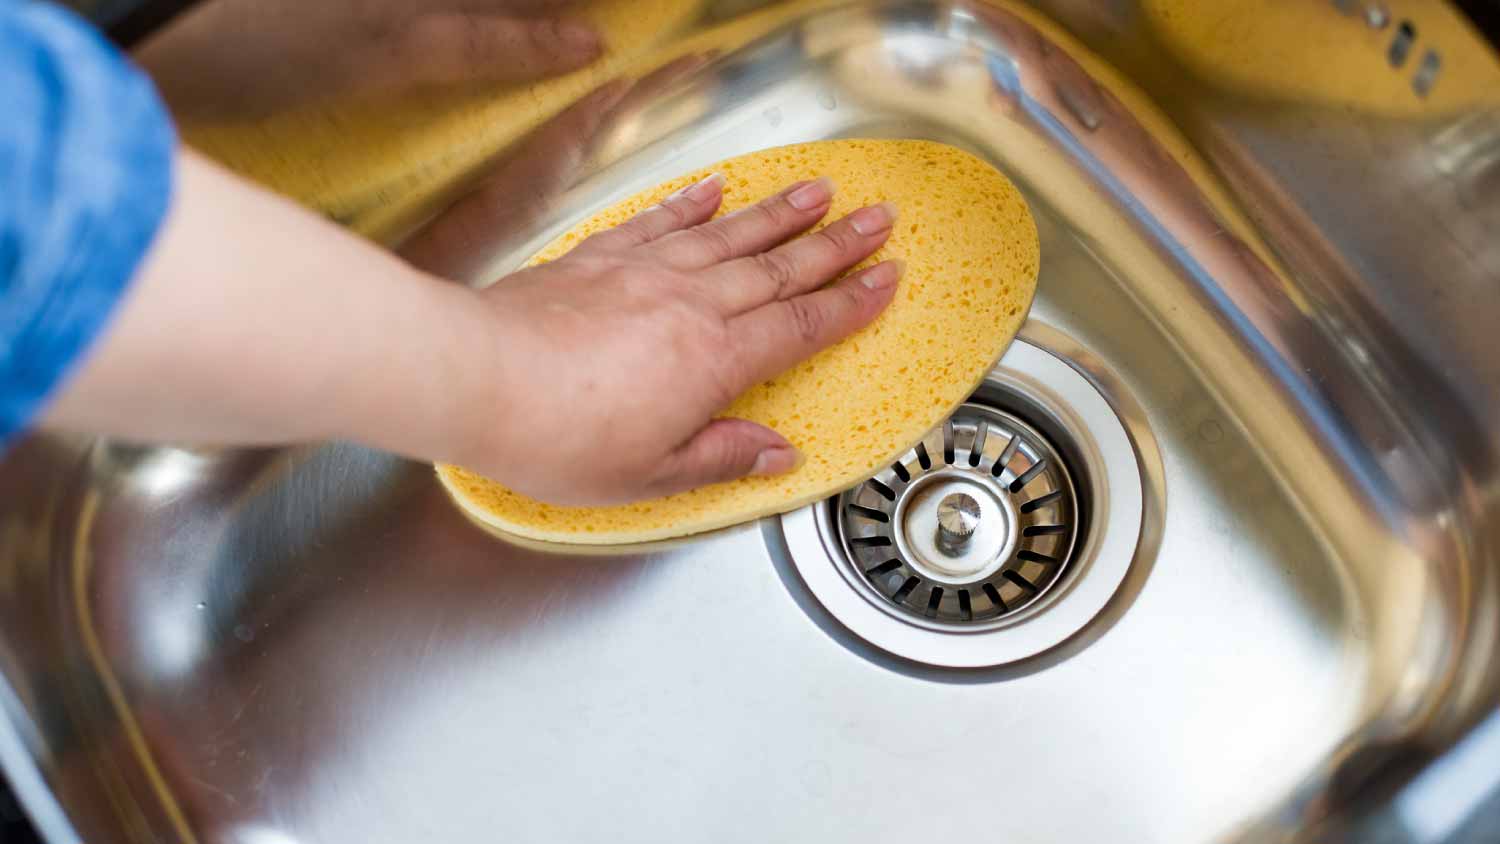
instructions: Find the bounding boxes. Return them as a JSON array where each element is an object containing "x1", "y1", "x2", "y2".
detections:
[{"x1": 3, "y1": 1, "x2": 1498, "y2": 842}]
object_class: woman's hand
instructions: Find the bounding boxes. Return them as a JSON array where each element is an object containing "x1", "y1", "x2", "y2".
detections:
[
  {"x1": 44, "y1": 150, "x2": 897, "y2": 509},
  {"x1": 449, "y1": 175, "x2": 901, "y2": 505},
  {"x1": 134, "y1": 0, "x2": 603, "y2": 120}
]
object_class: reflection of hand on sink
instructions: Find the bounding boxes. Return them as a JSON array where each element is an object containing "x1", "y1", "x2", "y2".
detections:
[
  {"x1": 136, "y1": 0, "x2": 607, "y2": 121},
  {"x1": 398, "y1": 52, "x2": 713, "y2": 280}
]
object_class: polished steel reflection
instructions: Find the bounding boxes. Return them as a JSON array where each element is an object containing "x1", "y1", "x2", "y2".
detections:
[{"x1": 2, "y1": 1, "x2": 1499, "y2": 842}]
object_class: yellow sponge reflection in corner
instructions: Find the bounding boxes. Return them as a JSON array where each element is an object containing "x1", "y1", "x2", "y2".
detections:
[
  {"x1": 437, "y1": 139, "x2": 1040, "y2": 545},
  {"x1": 183, "y1": 0, "x2": 700, "y2": 240},
  {"x1": 1143, "y1": 0, "x2": 1500, "y2": 114}
]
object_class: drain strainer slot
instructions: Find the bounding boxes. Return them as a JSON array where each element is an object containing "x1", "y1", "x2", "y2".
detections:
[{"x1": 837, "y1": 407, "x2": 1079, "y2": 624}]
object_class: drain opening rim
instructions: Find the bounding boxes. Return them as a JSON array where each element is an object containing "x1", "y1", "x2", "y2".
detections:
[{"x1": 778, "y1": 337, "x2": 1145, "y2": 669}]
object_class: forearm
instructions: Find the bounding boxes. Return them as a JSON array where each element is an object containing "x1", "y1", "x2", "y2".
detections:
[{"x1": 44, "y1": 147, "x2": 494, "y2": 463}]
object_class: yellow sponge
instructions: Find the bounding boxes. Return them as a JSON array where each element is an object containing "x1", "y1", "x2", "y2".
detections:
[{"x1": 437, "y1": 139, "x2": 1038, "y2": 544}]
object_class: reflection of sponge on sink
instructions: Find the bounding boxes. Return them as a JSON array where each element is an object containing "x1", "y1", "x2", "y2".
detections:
[
  {"x1": 184, "y1": 0, "x2": 702, "y2": 239},
  {"x1": 1142, "y1": 0, "x2": 1500, "y2": 114},
  {"x1": 437, "y1": 139, "x2": 1038, "y2": 545}
]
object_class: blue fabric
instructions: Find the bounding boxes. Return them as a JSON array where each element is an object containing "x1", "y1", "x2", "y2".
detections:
[{"x1": 0, "y1": 1, "x2": 175, "y2": 445}]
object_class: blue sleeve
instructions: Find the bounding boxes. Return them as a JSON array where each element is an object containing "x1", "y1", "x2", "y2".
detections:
[{"x1": 0, "y1": 1, "x2": 175, "y2": 445}]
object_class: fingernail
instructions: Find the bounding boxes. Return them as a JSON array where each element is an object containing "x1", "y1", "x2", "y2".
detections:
[
  {"x1": 681, "y1": 172, "x2": 724, "y2": 203},
  {"x1": 556, "y1": 20, "x2": 600, "y2": 51},
  {"x1": 861, "y1": 259, "x2": 904, "y2": 289},
  {"x1": 751, "y1": 446, "x2": 802, "y2": 477},
  {"x1": 786, "y1": 177, "x2": 834, "y2": 211},
  {"x1": 850, "y1": 202, "x2": 898, "y2": 236}
]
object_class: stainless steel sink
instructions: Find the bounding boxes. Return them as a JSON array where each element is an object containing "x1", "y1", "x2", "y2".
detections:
[{"x1": 4, "y1": 2, "x2": 1499, "y2": 842}]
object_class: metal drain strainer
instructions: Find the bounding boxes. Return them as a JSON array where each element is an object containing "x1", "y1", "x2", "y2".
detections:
[
  {"x1": 775, "y1": 335, "x2": 1149, "y2": 670},
  {"x1": 837, "y1": 406, "x2": 1078, "y2": 623}
]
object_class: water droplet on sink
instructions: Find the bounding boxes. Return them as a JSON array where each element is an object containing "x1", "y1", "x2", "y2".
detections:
[
  {"x1": 195, "y1": 602, "x2": 206, "y2": 611},
  {"x1": 816, "y1": 89, "x2": 837, "y2": 110},
  {"x1": 1199, "y1": 419, "x2": 1224, "y2": 443},
  {"x1": 801, "y1": 759, "x2": 832, "y2": 794},
  {"x1": 763, "y1": 106, "x2": 783, "y2": 127},
  {"x1": 233, "y1": 624, "x2": 255, "y2": 642}
]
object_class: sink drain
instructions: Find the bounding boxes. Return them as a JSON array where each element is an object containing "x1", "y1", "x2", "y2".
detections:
[
  {"x1": 775, "y1": 333, "x2": 1148, "y2": 669},
  {"x1": 837, "y1": 406, "x2": 1079, "y2": 624}
]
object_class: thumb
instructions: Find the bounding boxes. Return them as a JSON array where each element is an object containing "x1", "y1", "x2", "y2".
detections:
[
  {"x1": 407, "y1": 15, "x2": 603, "y2": 87},
  {"x1": 652, "y1": 419, "x2": 802, "y2": 496}
]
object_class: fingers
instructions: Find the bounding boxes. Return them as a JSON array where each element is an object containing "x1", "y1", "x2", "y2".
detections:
[
  {"x1": 724, "y1": 261, "x2": 903, "y2": 392},
  {"x1": 651, "y1": 258, "x2": 899, "y2": 494},
  {"x1": 473, "y1": 78, "x2": 631, "y2": 202},
  {"x1": 648, "y1": 178, "x2": 836, "y2": 268},
  {"x1": 402, "y1": 13, "x2": 603, "y2": 86},
  {"x1": 448, "y1": 0, "x2": 587, "y2": 14},
  {"x1": 397, "y1": 80, "x2": 630, "y2": 280},
  {"x1": 705, "y1": 201, "x2": 897, "y2": 313},
  {"x1": 612, "y1": 52, "x2": 715, "y2": 114},
  {"x1": 650, "y1": 419, "x2": 801, "y2": 496},
  {"x1": 575, "y1": 173, "x2": 726, "y2": 254}
]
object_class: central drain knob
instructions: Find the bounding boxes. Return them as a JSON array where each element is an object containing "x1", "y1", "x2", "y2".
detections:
[
  {"x1": 936, "y1": 492, "x2": 981, "y2": 554},
  {"x1": 891, "y1": 475, "x2": 1019, "y2": 586}
]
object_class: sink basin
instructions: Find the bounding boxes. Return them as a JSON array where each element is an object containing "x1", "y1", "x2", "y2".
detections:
[{"x1": 3, "y1": 2, "x2": 1498, "y2": 842}]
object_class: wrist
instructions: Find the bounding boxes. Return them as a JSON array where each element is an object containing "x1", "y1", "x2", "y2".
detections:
[
  {"x1": 414, "y1": 279, "x2": 512, "y2": 471},
  {"x1": 313, "y1": 272, "x2": 499, "y2": 469}
]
